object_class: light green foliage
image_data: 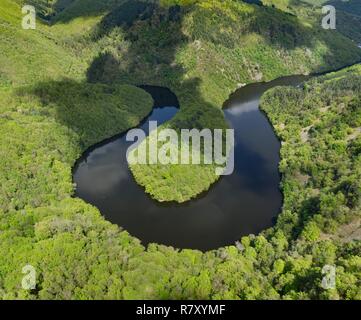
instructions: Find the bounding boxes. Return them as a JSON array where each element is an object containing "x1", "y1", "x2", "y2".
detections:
[
  {"x1": 261, "y1": 64, "x2": 361, "y2": 238},
  {"x1": 301, "y1": 0, "x2": 361, "y2": 18},
  {"x1": 0, "y1": 0, "x2": 360, "y2": 300},
  {"x1": 0, "y1": 81, "x2": 153, "y2": 213},
  {"x1": 97, "y1": 0, "x2": 361, "y2": 202}
]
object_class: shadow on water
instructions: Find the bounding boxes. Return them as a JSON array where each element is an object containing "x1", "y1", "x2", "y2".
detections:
[
  {"x1": 74, "y1": 75, "x2": 310, "y2": 251},
  {"x1": 27, "y1": 0, "x2": 360, "y2": 250}
]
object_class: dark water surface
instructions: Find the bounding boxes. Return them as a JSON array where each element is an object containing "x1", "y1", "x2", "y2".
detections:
[{"x1": 74, "y1": 76, "x2": 309, "y2": 251}]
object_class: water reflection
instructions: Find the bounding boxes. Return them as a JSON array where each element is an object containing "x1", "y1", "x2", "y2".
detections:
[{"x1": 74, "y1": 78, "x2": 309, "y2": 251}]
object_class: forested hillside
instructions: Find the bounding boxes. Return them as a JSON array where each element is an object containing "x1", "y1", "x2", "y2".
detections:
[
  {"x1": 80, "y1": 0, "x2": 361, "y2": 202},
  {"x1": 0, "y1": 0, "x2": 360, "y2": 299},
  {"x1": 263, "y1": 0, "x2": 361, "y2": 42},
  {"x1": 301, "y1": 0, "x2": 361, "y2": 18},
  {"x1": 6, "y1": 0, "x2": 361, "y2": 203}
]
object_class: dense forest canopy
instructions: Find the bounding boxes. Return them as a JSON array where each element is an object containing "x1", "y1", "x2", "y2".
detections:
[{"x1": 0, "y1": 0, "x2": 360, "y2": 299}]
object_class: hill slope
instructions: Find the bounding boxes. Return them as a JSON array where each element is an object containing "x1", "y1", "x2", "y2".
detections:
[
  {"x1": 84, "y1": 0, "x2": 361, "y2": 202},
  {"x1": 301, "y1": 0, "x2": 361, "y2": 18},
  {"x1": 8, "y1": 0, "x2": 361, "y2": 203},
  {"x1": 0, "y1": 0, "x2": 360, "y2": 299}
]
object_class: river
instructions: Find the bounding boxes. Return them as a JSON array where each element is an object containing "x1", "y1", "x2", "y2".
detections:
[{"x1": 73, "y1": 75, "x2": 310, "y2": 251}]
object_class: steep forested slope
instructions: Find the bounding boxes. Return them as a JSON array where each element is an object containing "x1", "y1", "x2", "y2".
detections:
[
  {"x1": 301, "y1": 0, "x2": 361, "y2": 18},
  {"x1": 263, "y1": 0, "x2": 361, "y2": 42},
  {"x1": 81, "y1": 0, "x2": 361, "y2": 202},
  {"x1": 0, "y1": 0, "x2": 360, "y2": 299},
  {"x1": 8, "y1": 0, "x2": 361, "y2": 202}
]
